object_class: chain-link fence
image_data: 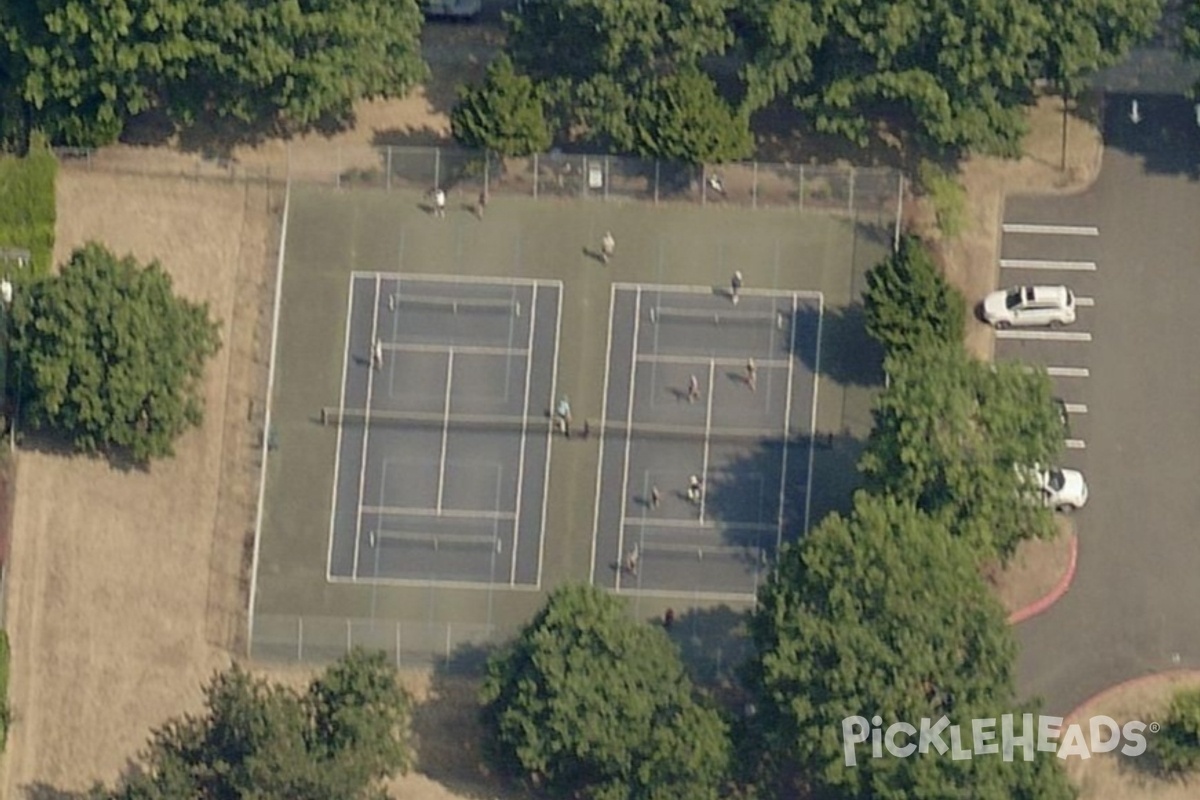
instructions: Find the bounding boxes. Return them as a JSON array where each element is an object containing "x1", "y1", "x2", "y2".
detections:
[
  {"x1": 55, "y1": 143, "x2": 903, "y2": 218},
  {"x1": 250, "y1": 613, "x2": 505, "y2": 672}
]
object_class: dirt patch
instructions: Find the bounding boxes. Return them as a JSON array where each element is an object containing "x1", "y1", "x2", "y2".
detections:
[
  {"x1": 1, "y1": 171, "x2": 275, "y2": 796},
  {"x1": 984, "y1": 516, "x2": 1075, "y2": 617},
  {"x1": 1064, "y1": 672, "x2": 1200, "y2": 799}
]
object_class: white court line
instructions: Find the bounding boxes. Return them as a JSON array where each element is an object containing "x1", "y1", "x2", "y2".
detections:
[
  {"x1": 589, "y1": 283, "x2": 619, "y2": 586},
  {"x1": 802, "y1": 293, "x2": 824, "y2": 536},
  {"x1": 1065, "y1": 439, "x2": 1087, "y2": 450},
  {"x1": 435, "y1": 350, "x2": 455, "y2": 513},
  {"x1": 1047, "y1": 366, "x2": 1090, "y2": 378},
  {"x1": 621, "y1": 518, "x2": 778, "y2": 532},
  {"x1": 326, "y1": 272, "x2": 360, "y2": 580},
  {"x1": 510, "y1": 283, "x2": 538, "y2": 585},
  {"x1": 382, "y1": 342, "x2": 529, "y2": 357},
  {"x1": 999, "y1": 259, "x2": 1096, "y2": 271},
  {"x1": 1075, "y1": 297, "x2": 1095, "y2": 307},
  {"x1": 614, "y1": 586, "x2": 756, "y2": 602},
  {"x1": 614, "y1": 288, "x2": 643, "y2": 591},
  {"x1": 332, "y1": 574, "x2": 542, "y2": 592},
  {"x1": 361, "y1": 506, "x2": 516, "y2": 520},
  {"x1": 1002, "y1": 223, "x2": 1099, "y2": 236},
  {"x1": 698, "y1": 360, "x2": 715, "y2": 523},
  {"x1": 1063, "y1": 403, "x2": 1088, "y2": 414},
  {"x1": 353, "y1": 270, "x2": 545, "y2": 286},
  {"x1": 637, "y1": 353, "x2": 791, "y2": 368},
  {"x1": 777, "y1": 292, "x2": 798, "y2": 550},
  {"x1": 351, "y1": 275, "x2": 383, "y2": 581},
  {"x1": 612, "y1": 280, "x2": 822, "y2": 300},
  {"x1": 996, "y1": 330, "x2": 1092, "y2": 342},
  {"x1": 535, "y1": 282, "x2": 564, "y2": 589}
]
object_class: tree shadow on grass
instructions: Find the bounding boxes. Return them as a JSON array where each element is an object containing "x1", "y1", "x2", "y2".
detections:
[
  {"x1": 21, "y1": 785, "x2": 90, "y2": 800},
  {"x1": 12, "y1": 426, "x2": 150, "y2": 474}
]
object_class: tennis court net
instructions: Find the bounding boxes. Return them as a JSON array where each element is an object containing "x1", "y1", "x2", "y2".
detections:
[
  {"x1": 647, "y1": 306, "x2": 786, "y2": 330},
  {"x1": 390, "y1": 294, "x2": 521, "y2": 317},
  {"x1": 323, "y1": 408, "x2": 792, "y2": 442}
]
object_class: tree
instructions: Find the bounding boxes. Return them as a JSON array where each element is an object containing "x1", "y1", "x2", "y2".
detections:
[
  {"x1": 451, "y1": 55, "x2": 552, "y2": 156},
  {"x1": 504, "y1": 0, "x2": 736, "y2": 159},
  {"x1": 481, "y1": 584, "x2": 730, "y2": 800},
  {"x1": 9, "y1": 242, "x2": 221, "y2": 462},
  {"x1": 1184, "y1": 0, "x2": 1200, "y2": 90},
  {"x1": 1152, "y1": 687, "x2": 1200, "y2": 774},
  {"x1": 0, "y1": 0, "x2": 427, "y2": 146},
  {"x1": 1040, "y1": 0, "x2": 1161, "y2": 97},
  {"x1": 863, "y1": 235, "x2": 965, "y2": 357},
  {"x1": 858, "y1": 345, "x2": 1063, "y2": 561},
  {"x1": 743, "y1": 491, "x2": 1074, "y2": 798},
  {"x1": 629, "y1": 68, "x2": 754, "y2": 164},
  {"x1": 89, "y1": 650, "x2": 413, "y2": 800},
  {"x1": 168, "y1": 0, "x2": 427, "y2": 135}
]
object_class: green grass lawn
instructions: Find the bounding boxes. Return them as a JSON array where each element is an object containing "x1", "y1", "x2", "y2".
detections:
[{"x1": 0, "y1": 141, "x2": 56, "y2": 275}]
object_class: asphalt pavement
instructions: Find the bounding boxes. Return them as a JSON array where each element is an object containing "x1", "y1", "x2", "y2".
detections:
[{"x1": 1004, "y1": 95, "x2": 1200, "y2": 714}]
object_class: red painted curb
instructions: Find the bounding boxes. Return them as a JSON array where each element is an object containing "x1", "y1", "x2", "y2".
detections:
[
  {"x1": 1063, "y1": 670, "x2": 1200, "y2": 726},
  {"x1": 1007, "y1": 533, "x2": 1078, "y2": 626}
]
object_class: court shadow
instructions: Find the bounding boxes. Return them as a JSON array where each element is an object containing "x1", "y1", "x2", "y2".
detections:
[
  {"x1": 664, "y1": 604, "x2": 753, "y2": 686},
  {"x1": 793, "y1": 301, "x2": 885, "y2": 389}
]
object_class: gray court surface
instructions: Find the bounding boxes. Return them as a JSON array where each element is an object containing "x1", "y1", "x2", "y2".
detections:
[
  {"x1": 328, "y1": 273, "x2": 561, "y2": 587},
  {"x1": 592, "y1": 284, "x2": 821, "y2": 599}
]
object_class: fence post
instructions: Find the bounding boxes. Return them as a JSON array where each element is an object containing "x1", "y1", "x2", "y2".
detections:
[
  {"x1": 848, "y1": 167, "x2": 856, "y2": 214},
  {"x1": 336, "y1": 145, "x2": 341, "y2": 189},
  {"x1": 701, "y1": 167, "x2": 707, "y2": 206},
  {"x1": 297, "y1": 617, "x2": 304, "y2": 661},
  {"x1": 434, "y1": 147, "x2": 441, "y2": 190},
  {"x1": 484, "y1": 153, "x2": 490, "y2": 196},
  {"x1": 386, "y1": 146, "x2": 392, "y2": 192},
  {"x1": 752, "y1": 161, "x2": 759, "y2": 209},
  {"x1": 604, "y1": 156, "x2": 610, "y2": 201},
  {"x1": 654, "y1": 160, "x2": 660, "y2": 205},
  {"x1": 396, "y1": 621, "x2": 402, "y2": 667},
  {"x1": 798, "y1": 165, "x2": 805, "y2": 211},
  {"x1": 445, "y1": 624, "x2": 453, "y2": 664},
  {"x1": 582, "y1": 155, "x2": 589, "y2": 199},
  {"x1": 346, "y1": 618, "x2": 352, "y2": 654},
  {"x1": 533, "y1": 153, "x2": 539, "y2": 198}
]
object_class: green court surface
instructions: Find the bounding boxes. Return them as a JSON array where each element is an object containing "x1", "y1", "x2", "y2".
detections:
[{"x1": 250, "y1": 182, "x2": 893, "y2": 675}]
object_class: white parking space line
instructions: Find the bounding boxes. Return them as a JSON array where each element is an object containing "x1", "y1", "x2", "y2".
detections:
[
  {"x1": 1002, "y1": 223, "x2": 1099, "y2": 236},
  {"x1": 1075, "y1": 297, "x2": 1095, "y2": 307},
  {"x1": 1065, "y1": 439, "x2": 1087, "y2": 450},
  {"x1": 1047, "y1": 366, "x2": 1090, "y2": 378},
  {"x1": 996, "y1": 330, "x2": 1092, "y2": 342},
  {"x1": 1063, "y1": 403, "x2": 1088, "y2": 414},
  {"x1": 1000, "y1": 259, "x2": 1097, "y2": 271}
]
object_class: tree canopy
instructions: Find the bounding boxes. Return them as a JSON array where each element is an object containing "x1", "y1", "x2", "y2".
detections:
[
  {"x1": 858, "y1": 344, "x2": 1063, "y2": 561},
  {"x1": 451, "y1": 54, "x2": 552, "y2": 156},
  {"x1": 0, "y1": 0, "x2": 427, "y2": 147},
  {"x1": 1152, "y1": 686, "x2": 1200, "y2": 774},
  {"x1": 864, "y1": 235, "x2": 965, "y2": 357},
  {"x1": 743, "y1": 491, "x2": 1074, "y2": 798},
  {"x1": 480, "y1": 584, "x2": 730, "y2": 800},
  {"x1": 9, "y1": 242, "x2": 221, "y2": 462},
  {"x1": 89, "y1": 650, "x2": 412, "y2": 800}
]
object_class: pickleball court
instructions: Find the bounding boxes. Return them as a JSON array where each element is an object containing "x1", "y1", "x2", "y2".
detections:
[
  {"x1": 326, "y1": 273, "x2": 562, "y2": 588},
  {"x1": 592, "y1": 283, "x2": 821, "y2": 599}
]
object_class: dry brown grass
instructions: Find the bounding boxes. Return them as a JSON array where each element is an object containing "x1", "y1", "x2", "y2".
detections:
[
  {"x1": 986, "y1": 516, "x2": 1075, "y2": 617},
  {"x1": 1064, "y1": 672, "x2": 1200, "y2": 799},
  {"x1": 0, "y1": 172, "x2": 274, "y2": 797}
]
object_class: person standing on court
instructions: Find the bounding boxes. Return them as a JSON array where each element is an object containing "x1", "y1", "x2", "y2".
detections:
[
  {"x1": 745, "y1": 357, "x2": 757, "y2": 392},
  {"x1": 372, "y1": 338, "x2": 383, "y2": 371},
  {"x1": 687, "y1": 374, "x2": 700, "y2": 403},
  {"x1": 626, "y1": 544, "x2": 640, "y2": 576},
  {"x1": 601, "y1": 231, "x2": 615, "y2": 264},
  {"x1": 477, "y1": 188, "x2": 488, "y2": 219},
  {"x1": 650, "y1": 485, "x2": 661, "y2": 509},
  {"x1": 731, "y1": 270, "x2": 743, "y2": 305},
  {"x1": 434, "y1": 187, "x2": 447, "y2": 218},
  {"x1": 688, "y1": 474, "x2": 703, "y2": 504}
]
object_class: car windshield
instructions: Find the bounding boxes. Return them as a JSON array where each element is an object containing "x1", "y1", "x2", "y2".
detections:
[
  {"x1": 1047, "y1": 470, "x2": 1066, "y2": 491},
  {"x1": 1005, "y1": 289, "x2": 1024, "y2": 310}
]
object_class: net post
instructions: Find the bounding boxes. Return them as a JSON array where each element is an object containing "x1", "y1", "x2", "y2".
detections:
[
  {"x1": 752, "y1": 161, "x2": 758, "y2": 209},
  {"x1": 445, "y1": 624, "x2": 453, "y2": 664},
  {"x1": 533, "y1": 153, "x2": 539, "y2": 198},
  {"x1": 386, "y1": 146, "x2": 392, "y2": 192},
  {"x1": 654, "y1": 160, "x2": 660, "y2": 205},
  {"x1": 434, "y1": 147, "x2": 441, "y2": 191}
]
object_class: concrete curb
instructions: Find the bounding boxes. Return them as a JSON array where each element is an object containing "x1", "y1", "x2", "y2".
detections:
[
  {"x1": 1007, "y1": 533, "x2": 1078, "y2": 625},
  {"x1": 1064, "y1": 669, "x2": 1200, "y2": 726}
]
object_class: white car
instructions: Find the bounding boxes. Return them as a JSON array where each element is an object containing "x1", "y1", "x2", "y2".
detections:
[
  {"x1": 981, "y1": 285, "x2": 1076, "y2": 328},
  {"x1": 1031, "y1": 466, "x2": 1089, "y2": 512}
]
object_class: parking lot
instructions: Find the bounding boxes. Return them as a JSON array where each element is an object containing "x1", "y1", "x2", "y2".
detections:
[{"x1": 995, "y1": 219, "x2": 1102, "y2": 460}]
